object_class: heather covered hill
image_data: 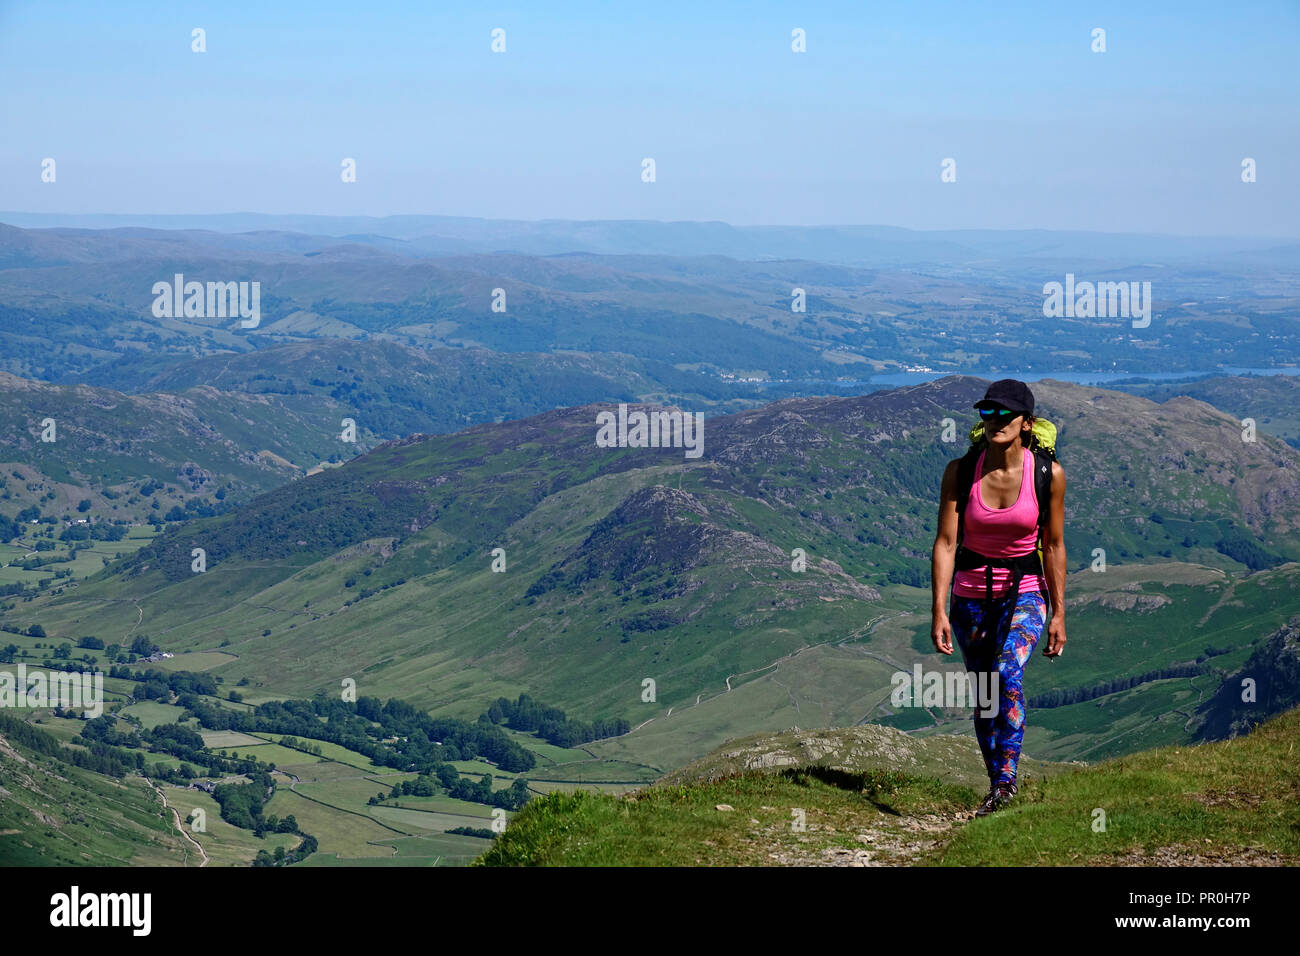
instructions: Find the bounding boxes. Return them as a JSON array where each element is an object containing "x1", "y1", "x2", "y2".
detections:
[
  {"x1": 101, "y1": 373, "x2": 1300, "y2": 585},
  {"x1": 1111, "y1": 373, "x2": 1300, "y2": 449},
  {"x1": 0, "y1": 370, "x2": 373, "y2": 524}
]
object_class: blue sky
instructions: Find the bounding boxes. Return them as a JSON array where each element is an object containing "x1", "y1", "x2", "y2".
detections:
[{"x1": 1, "y1": 0, "x2": 1297, "y2": 234}]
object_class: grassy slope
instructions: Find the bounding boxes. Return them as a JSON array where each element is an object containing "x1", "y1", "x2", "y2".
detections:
[
  {"x1": 0, "y1": 729, "x2": 189, "y2": 866},
  {"x1": 475, "y1": 705, "x2": 1300, "y2": 866},
  {"x1": 937, "y1": 704, "x2": 1300, "y2": 866}
]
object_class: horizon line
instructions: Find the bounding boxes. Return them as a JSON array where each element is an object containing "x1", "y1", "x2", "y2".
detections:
[{"x1": 1, "y1": 211, "x2": 1297, "y2": 243}]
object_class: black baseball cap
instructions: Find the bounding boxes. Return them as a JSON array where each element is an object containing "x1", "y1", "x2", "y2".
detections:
[{"x1": 974, "y1": 379, "x2": 1034, "y2": 416}]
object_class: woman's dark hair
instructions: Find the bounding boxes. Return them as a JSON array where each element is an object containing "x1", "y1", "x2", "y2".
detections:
[{"x1": 1019, "y1": 411, "x2": 1036, "y2": 446}]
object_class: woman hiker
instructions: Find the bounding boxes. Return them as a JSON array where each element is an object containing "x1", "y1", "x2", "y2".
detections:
[{"x1": 930, "y1": 379, "x2": 1066, "y2": 816}]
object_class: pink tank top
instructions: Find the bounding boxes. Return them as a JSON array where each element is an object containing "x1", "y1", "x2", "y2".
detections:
[{"x1": 953, "y1": 445, "x2": 1046, "y2": 598}]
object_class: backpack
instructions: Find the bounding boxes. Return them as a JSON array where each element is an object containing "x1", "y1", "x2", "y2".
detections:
[{"x1": 953, "y1": 417, "x2": 1059, "y2": 621}]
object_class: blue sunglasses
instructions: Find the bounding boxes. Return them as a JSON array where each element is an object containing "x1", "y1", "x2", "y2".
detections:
[{"x1": 978, "y1": 406, "x2": 1019, "y2": 420}]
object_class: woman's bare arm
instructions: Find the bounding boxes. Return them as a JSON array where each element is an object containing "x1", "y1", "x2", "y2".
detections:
[
  {"x1": 931, "y1": 459, "x2": 960, "y2": 653},
  {"x1": 1041, "y1": 460, "x2": 1067, "y2": 655}
]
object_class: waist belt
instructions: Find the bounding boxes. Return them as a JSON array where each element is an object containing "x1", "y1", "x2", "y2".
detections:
[{"x1": 954, "y1": 543, "x2": 1043, "y2": 618}]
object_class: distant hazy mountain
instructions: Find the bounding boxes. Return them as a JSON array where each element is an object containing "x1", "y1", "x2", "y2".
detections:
[
  {"x1": 71, "y1": 338, "x2": 778, "y2": 433},
  {"x1": 2, "y1": 221, "x2": 1296, "y2": 385},
  {"x1": 4, "y1": 212, "x2": 1296, "y2": 267}
]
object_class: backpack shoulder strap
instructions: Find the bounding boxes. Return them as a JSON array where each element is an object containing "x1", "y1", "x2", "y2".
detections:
[
  {"x1": 954, "y1": 444, "x2": 982, "y2": 546},
  {"x1": 1033, "y1": 447, "x2": 1053, "y2": 537},
  {"x1": 1031, "y1": 445, "x2": 1056, "y2": 621}
]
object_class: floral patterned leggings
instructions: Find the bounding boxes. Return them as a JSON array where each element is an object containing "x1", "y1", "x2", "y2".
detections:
[{"x1": 949, "y1": 590, "x2": 1047, "y2": 789}]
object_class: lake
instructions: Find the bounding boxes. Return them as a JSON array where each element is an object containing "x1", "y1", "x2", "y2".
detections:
[{"x1": 852, "y1": 366, "x2": 1300, "y2": 388}]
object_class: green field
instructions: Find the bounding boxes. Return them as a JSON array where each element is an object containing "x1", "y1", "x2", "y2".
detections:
[
  {"x1": 13, "y1": 712, "x2": 95, "y2": 741},
  {"x1": 0, "y1": 525, "x2": 156, "y2": 592},
  {"x1": 263, "y1": 785, "x2": 403, "y2": 859},
  {"x1": 120, "y1": 701, "x2": 190, "y2": 729},
  {"x1": 299, "y1": 831, "x2": 489, "y2": 867},
  {"x1": 201, "y1": 730, "x2": 265, "y2": 749},
  {"x1": 370, "y1": 804, "x2": 493, "y2": 832},
  {"x1": 213, "y1": 742, "x2": 322, "y2": 766},
  {"x1": 158, "y1": 785, "x2": 300, "y2": 867},
  {"x1": 254, "y1": 732, "x2": 387, "y2": 772},
  {"x1": 153, "y1": 651, "x2": 238, "y2": 672}
]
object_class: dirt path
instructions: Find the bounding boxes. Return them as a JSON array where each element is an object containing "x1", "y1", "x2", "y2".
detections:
[
  {"x1": 145, "y1": 778, "x2": 209, "y2": 867},
  {"x1": 1195, "y1": 576, "x2": 1239, "y2": 627},
  {"x1": 759, "y1": 806, "x2": 975, "y2": 866}
]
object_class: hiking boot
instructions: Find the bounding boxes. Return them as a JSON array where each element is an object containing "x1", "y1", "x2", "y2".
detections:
[
  {"x1": 974, "y1": 786, "x2": 1000, "y2": 817},
  {"x1": 990, "y1": 783, "x2": 1017, "y2": 811},
  {"x1": 975, "y1": 783, "x2": 1016, "y2": 817}
]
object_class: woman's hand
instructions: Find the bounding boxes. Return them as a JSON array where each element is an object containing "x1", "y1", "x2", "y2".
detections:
[
  {"x1": 932, "y1": 613, "x2": 953, "y2": 655},
  {"x1": 1043, "y1": 615, "x2": 1067, "y2": 658}
]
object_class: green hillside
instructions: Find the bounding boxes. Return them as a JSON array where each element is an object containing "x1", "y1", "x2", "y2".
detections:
[
  {"x1": 475, "y1": 704, "x2": 1300, "y2": 866},
  {"x1": 0, "y1": 370, "x2": 375, "y2": 526},
  {"x1": 14, "y1": 376, "x2": 1300, "y2": 780},
  {"x1": 0, "y1": 714, "x2": 193, "y2": 865}
]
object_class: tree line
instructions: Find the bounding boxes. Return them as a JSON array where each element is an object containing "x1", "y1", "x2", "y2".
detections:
[
  {"x1": 1028, "y1": 660, "x2": 1223, "y2": 709},
  {"x1": 0, "y1": 711, "x2": 135, "y2": 777},
  {"x1": 181, "y1": 693, "x2": 537, "y2": 775},
  {"x1": 483, "y1": 693, "x2": 630, "y2": 748}
]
